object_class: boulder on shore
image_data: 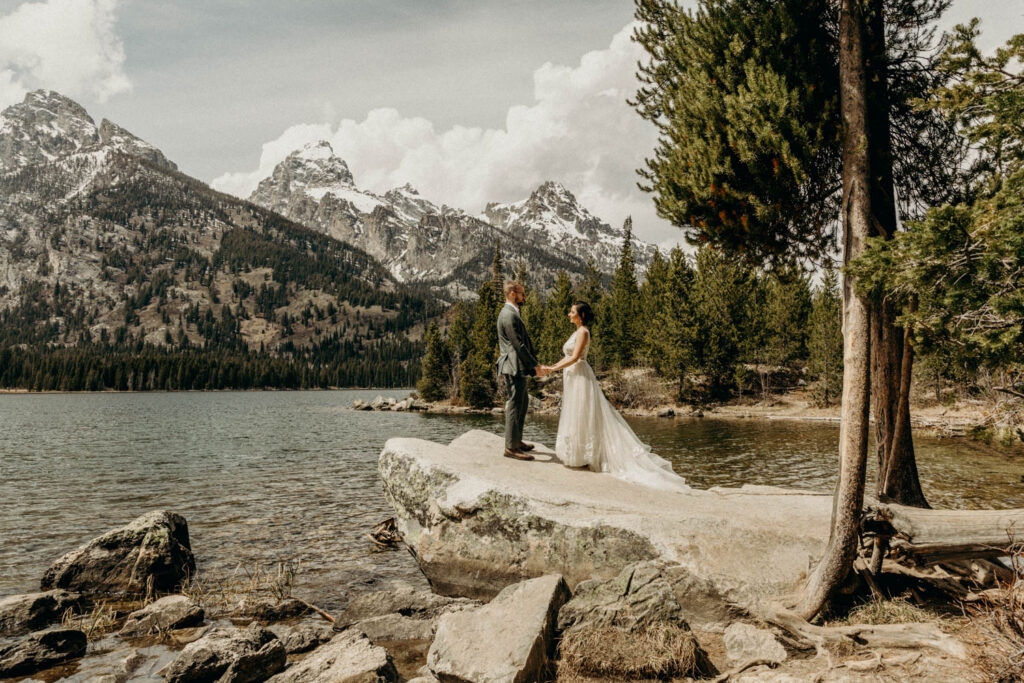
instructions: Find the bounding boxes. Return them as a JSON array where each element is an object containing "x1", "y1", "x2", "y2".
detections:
[
  {"x1": 335, "y1": 583, "x2": 478, "y2": 642},
  {"x1": 119, "y1": 595, "x2": 204, "y2": 637},
  {"x1": 267, "y1": 629, "x2": 398, "y2": 682},
  {"x1": 162, "y1": 622, "x2": 285, "y2": 683},
  {"x1": 558, "y1": 560, "x2": 743, "y2": 633},
  {"x1": 40, "y1": 510, "x2": 195, "y2": 596},
  {"x1": 379, "y1": 430, "x2": 833, "y2": 623},
  {"x1": 0, "y1": 629, "x2": 87, "y2": 678},
  {"x1": 0, "y1": 590, "x2": 80, "y2": 637},
  {"x1": 427, "y1": 574, "x2": 571, "y2": 683}
]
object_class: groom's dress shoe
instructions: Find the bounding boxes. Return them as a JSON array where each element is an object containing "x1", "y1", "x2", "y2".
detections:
[
  {"x1": 518, "y1": 442, "x2": 535, "y2": 452},
  {"x1": 504, "y1": 448, "x2": 535, "y2": 461}
]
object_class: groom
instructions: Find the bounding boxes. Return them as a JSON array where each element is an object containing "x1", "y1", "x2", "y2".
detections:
[{"x1": 496, "y1": 281, "x2": 547, "y2": 460}]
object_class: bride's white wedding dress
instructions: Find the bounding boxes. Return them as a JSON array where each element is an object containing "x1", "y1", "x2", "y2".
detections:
[{"x1": 555, "y1": 327, "x2": 690, "y2": 491}]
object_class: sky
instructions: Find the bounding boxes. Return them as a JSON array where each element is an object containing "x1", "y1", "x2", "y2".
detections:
[{"x1": 0, "y1": 0, "x2": 1020, "y2": 247}]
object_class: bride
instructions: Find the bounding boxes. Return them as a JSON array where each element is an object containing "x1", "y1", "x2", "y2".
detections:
[{"x1": 538, "y1": 302, "x2": 690, "y2": 491}]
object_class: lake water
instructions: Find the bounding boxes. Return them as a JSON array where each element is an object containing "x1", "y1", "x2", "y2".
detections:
[{"x1": 2, "y1": 390, "x2": 1022, "y2": 609}]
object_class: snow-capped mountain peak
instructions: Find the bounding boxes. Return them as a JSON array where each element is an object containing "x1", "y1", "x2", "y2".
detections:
[
  {"x1": 0, "y1": 89, "x2": 177, "y2": 173},
  {"x1": 485, "y1": 181, "x2": 620, "y2": 242},
  {"x1": 0, "y1": 89, "x2": 100, "y2": 170},
  {"x1": 252, "y1": 141, "x2": 388, "y2": 216}
]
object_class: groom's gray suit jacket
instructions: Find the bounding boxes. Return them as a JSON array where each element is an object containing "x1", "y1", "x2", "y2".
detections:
[{"x1": 496, "y1": 303, "x2": 539, "y2": 377}]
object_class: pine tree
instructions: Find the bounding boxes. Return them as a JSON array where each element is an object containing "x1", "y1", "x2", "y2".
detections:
[
  {"x1": 458, "y1": 244, "x2": 505, "y2": 408},
  {"x1": 644, "y1": 248, "x2": 698, "y2": 398},
  {"x1": 691, "y1": 246, "x2": 752, "y2": 397},
  {"x1": 807, "y1": 268, "x2": 844, "y2": 406},
  {"x1": 539, "y1": 271, "x2": 575, "y2": 362},
  {"x1": 417, "y1": 322, "x2": 449, "y2": 402},
  {"x1": 603, "y1": 218, "x2": 642, "y2": 367}
]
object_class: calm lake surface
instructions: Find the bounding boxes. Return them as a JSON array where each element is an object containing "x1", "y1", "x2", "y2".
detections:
[{"x1": 2, "y1": 390, "x2": 1023, "y2": 608}]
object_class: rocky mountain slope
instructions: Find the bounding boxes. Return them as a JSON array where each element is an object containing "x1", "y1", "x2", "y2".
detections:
[
  {"x1": 0, "y1": 91, "x2": 435, "y2": 387},
  {"x1": 249, "y1": 141, "x2": 655, "y2": 294}
]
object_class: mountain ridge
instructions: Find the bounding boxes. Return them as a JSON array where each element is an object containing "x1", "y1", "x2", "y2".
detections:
[{"x1": 248, "y1": 139, "x2": 656, "y2": 293}]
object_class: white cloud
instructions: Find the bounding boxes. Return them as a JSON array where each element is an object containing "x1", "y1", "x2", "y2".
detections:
[
  {"x1": 0, "y1": 0, "x2": 130, "y2": 109},
  {"x1": 212, "y1": 22, "x2": 681, "y2": 244}
]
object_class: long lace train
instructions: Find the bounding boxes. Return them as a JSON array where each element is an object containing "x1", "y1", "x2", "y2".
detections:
[{"x1": 554, "y1": 328, "x2": 689, "y2": 491}]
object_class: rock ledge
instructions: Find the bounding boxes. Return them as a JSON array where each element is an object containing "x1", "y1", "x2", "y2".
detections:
[{"x1": 380, "y1": 430, "x2": 833, "y2": 625}]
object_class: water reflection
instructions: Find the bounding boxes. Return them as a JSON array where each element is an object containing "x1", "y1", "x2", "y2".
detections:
[{"x1": 1, "y1": 391, "x2": 1021, "y2": 607}]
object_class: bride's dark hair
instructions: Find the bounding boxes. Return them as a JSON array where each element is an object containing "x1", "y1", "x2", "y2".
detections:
[{"x1": 573, "y1": 301, "x2": 595, "y2": 326}]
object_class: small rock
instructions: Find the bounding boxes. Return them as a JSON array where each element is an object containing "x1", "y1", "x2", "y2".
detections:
[
  {"x1": 0, "y1": 629, "x2": 87, "y2": 678},
  {"x1": 357, "y1": 613, "x2": 435, "y2": 641},
  {"x1": 230, "y1": 596, "x2": 309, "y2": 622},
  {"x1": 724, "y1": 622, "x2": 787, "y2": 666},
  {"x1": 689, "y1": 409, "x2": 705, "y2": 418},
  {"x1": 40, "y1": 510, "x2": 195, "y2": 596},
  {"x1": 337, "y1": 583, "x2": 476, "y2": 625},
  {"x1": 658, "y1": 407, "x2": 676, "y2": 418},
  {"x1": 0, "y1": 590, "x2": 80, "y2": 637},
  {"x1": 428, "y1": 574, "x2": 570, "y2": 683},
  {"x1": 266, "y1": 629, "x2": 398, "y2": 682},
  {"x1": 352, "y1": 399, "x2": 366, "y2": 409},
  {"x1": 370, "y1": 396, "x2": 386, "y2": 410},
  {"x1": 162, "y1": 623, "x2": 285, "y2": 683},
  {"x1": 119, "y1": 595, "x2": 204, "y2": 637},
  {"x1": 269, "y1": 621, "x2": 335, "y2": 654},
  {"x1": 220, "y1": 639, "x2": 287, "y2": 683}
]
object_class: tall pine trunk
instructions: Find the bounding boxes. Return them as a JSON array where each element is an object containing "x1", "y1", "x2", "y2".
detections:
[
  {"x1": 864, "y1": 5, "x2": 929, "y2": 508},
  {"x1": 795, "y1": 0, "x2": 874, "y2": 621}
]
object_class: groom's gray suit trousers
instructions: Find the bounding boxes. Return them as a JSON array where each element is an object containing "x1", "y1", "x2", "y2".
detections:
[{"x1": 503, "y1": 373, "x2": 528, "y2": 450}]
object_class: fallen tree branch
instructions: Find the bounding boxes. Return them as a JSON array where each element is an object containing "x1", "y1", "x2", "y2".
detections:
[
  {"x1": 758, "y1": 605, "x2": 967, "y2": 660},
  {"x1": 286, "y1": 595, "x2": 335, "y2": 624},
  {"x1": 711, "y1": 658, "x2": 779, "y2": 683},
  {"x1": 996, "y1": 387, "x2": 1024, "y2": 401}
]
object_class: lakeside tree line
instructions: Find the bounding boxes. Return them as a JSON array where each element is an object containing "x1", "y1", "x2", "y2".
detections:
[{"x1": 417, "y1": 226, "x2": 845, "y2": 409}]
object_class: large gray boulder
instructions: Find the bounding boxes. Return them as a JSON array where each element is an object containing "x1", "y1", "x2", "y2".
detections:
[
  {"x1": 162, "y1": 623, "x2": 285, "y2": 683},
  {"x1": 0, "y1": 629, "x2": 87, "y2": 678},
  {"x1": 267, "y1": 629, "x2": 399, "y2": 682},
  {"x1": 40, "y1": 510, "x2": 195, "y2": 596},
  {"x1": 558, "y1": 560, "x2": 745, "y2": 632},
  {"x1": 0, "y1": 590, "x2": 80, "y2": 637},
  {"x1": 379, "y1": 430, "x2": 832, "y2": 618},
  {"x1": 119, "y1": 594, "x2": 204, "y2": 637},
  {"x1": 427, "y1": 574, "x2": 571, "y2": 683}
]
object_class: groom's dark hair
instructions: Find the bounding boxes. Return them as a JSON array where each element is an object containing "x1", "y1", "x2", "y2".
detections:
[
  {"x1": 573, "y1": 301, "x2": 595, "y2": 325},
  {"x1": 504, "y1": 281, "x2": 524, "y2": 297}
]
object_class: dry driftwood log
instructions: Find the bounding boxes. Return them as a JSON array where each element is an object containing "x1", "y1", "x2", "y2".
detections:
[
  {"x1": 862, "y1": 502, "x2": 1024, "y2": 565},
  {"x1": 368, "y1": 517, "x2": 401, "y2": 549}
]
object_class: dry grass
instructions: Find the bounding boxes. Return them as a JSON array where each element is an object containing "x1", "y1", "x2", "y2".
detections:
[
  {"x1": 557, "y1": 624, "x2": 717, "y2": 681},
  {"x1": 826, "y1": 594, "x2": 951, "y2": 627},
  {"x1": 60, "y1": 597, "x2": 143, "y2": 640},
  {"x1": 965, "y1": 547, "x2": 1024, "y2": 682},
  {"x1": 182, "y1": 559, "x2": 298, "y2": 616}
]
